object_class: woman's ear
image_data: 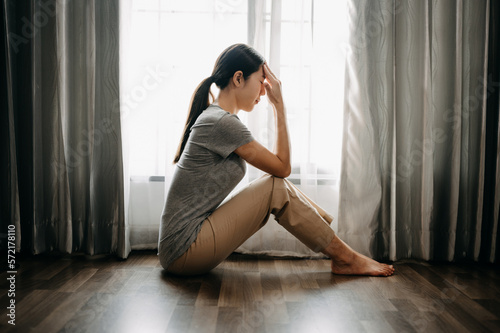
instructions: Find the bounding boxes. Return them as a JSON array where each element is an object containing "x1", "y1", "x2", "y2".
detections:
[{"x1": 232, "y1": 71, "x2": 244, "y2": 87}]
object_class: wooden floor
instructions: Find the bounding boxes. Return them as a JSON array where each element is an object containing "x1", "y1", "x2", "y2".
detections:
[{"x1": 0, "y1": 251, "x2": 499, "y2": 333}]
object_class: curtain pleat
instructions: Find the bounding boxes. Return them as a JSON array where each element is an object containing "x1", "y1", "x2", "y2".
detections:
[
  {"x1": 482, "y1": 0, "x2": 500, "y2": 262},
  {"x1": 340, "y1": 0, "x2": 499, "y2": 263},
  {"x1": 32, "y1": 0, "x2": 72, "y2": 254},
  {"x1": 339, "y1": 0, "x2": 395, "y2": 259},
  {"x1": 59, "y1": 0, "x2": 94, "y2": 254},
  {"x1": 92, "y1": 0, "x2": 125, "y2": 256},
  {"x1": 2, "y1": 0, "x2": 35, "y2": 254},
  {"x1": 1, "y1": 0, "x2": 127, "y2": 258},
  {"x1": 1, "y1": 0, "x2": 21, "y2": 252}
]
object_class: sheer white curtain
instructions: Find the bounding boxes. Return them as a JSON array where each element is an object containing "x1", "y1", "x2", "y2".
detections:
[{"x1": 120, "y1": 0, "x2": 348, "y2": 256}]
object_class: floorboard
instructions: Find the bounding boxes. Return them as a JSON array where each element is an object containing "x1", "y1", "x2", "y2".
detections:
[{"x1": 0, "y1": 251, "x2": 498, "y2": 333}]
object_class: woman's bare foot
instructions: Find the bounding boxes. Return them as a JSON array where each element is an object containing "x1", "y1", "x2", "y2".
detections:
[
  {"x1": 330, "y1": 252, "x2": 395, "y2": 277},
  {"x1": 322, "y1": 235, "x2": 394, "y2": 277}
]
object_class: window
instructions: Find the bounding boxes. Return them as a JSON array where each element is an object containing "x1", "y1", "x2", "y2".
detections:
[{"x1": 121, "y1": 0, "x2": 348, "y2": 253}]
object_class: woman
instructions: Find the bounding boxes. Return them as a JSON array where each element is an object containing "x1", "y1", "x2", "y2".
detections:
[{"x1": 158, "y1": 44, "x2": 394, "y2": 277}]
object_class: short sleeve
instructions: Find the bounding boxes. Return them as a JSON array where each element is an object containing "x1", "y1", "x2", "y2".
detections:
[{"x1": 207, "y1": 113, "x2": 254, "y2": 158}]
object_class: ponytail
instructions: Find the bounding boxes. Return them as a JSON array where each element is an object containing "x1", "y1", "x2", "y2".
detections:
[{"x1": 173, "y1": 77, "x2": 214, "y2": 163}]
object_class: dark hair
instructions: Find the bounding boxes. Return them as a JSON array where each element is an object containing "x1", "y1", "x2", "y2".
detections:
[{"x1": 173, "y1": 44, "x2": 265, "y2": 163}]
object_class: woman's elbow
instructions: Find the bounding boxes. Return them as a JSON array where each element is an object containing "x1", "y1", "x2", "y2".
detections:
[{"x1": 275, "y1": 165, "x2": 291, "y2": 178}]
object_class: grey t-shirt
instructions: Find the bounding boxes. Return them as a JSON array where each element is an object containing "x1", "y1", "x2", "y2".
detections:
[{"x1": 158, "y1": 105, "x2": 254, "y2": 269}]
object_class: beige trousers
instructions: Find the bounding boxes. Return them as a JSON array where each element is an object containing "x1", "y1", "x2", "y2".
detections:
[{"x1": 165, "y1": 174, "x2": 335, "y2": 275}]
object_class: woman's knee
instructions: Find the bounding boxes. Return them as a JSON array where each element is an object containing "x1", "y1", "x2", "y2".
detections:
[{"x1": 269, "y1": 175, "x2": 289, "y2": 192}]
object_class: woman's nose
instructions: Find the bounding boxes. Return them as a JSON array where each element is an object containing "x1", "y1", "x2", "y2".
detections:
[{"x1": 260, "y1": 84, "x2": 266, "y2": 95}]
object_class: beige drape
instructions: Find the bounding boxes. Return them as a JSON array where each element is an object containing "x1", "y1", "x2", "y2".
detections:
[{"x1": 340, "y1": 0, "x2": 499, "y2": 262}]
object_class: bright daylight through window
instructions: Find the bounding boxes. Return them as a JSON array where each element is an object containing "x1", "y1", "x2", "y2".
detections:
[{"x1": 120, "y1": 0, "x2": 348, "y2": 252}]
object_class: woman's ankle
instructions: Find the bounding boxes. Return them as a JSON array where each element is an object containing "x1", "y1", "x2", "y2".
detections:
[{"x1": 321, "y1": 235, "x2": 355, "y2": 263}]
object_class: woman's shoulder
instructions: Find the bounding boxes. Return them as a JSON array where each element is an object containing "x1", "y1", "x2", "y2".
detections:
[
  {"x1": 197, "y1": 105, "x2": 235, "y2": 125},
  {"x1": 204, "y1": 104, "x2": 229, "y2": 116}
]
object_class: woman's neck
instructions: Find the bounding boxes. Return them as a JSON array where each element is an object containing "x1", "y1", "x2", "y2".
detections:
[{"x1": 215, "y1": 89, "x2": 239, "y2": 115}]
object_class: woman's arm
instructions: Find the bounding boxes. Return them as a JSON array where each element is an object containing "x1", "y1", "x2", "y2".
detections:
[{"x1": 235, "y1": 64, "x2": 291, "y2": 178}]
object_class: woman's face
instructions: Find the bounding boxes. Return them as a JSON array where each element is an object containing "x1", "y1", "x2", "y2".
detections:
[{"x1": 236, "y1": 66, "x2": 266, "y2": 112}]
